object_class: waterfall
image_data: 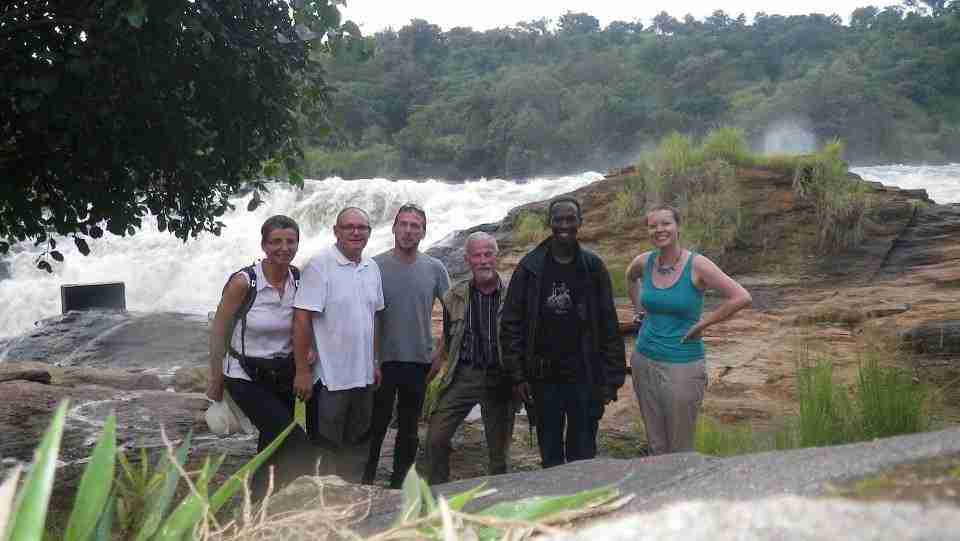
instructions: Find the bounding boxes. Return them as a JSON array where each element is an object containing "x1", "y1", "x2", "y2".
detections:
[{"x1": 0, "y1": 173, "x2": 602, "y2": 339}]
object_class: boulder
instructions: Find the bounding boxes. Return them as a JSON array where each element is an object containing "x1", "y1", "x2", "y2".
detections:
[
  {"x1": 2, "y1": 310, "x2": 208, "y2": 372},
  {"x1": 548, "y1": 497, "x2": 960, "y2": 541}
]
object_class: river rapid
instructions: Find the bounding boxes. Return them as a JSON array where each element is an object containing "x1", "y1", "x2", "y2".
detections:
[{"x1": 0, "y1": 165, "x2": 957, "y2": 343}]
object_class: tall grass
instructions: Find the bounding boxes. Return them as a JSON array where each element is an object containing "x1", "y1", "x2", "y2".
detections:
[
  {"x1": 788, "y1": 140, "x2": 870, "y2": 252},
  {"x1": 701, "y1": 127, "x2": 753, "y2": 166},
  {"x1": 796, "y1": 359, "x2": 856, "y2": 447},
  {"x1": 856, "y1": 354, "x2": 930, "y2": 439},
  {"x1": 688, "y1": 353, "x2": 933, "y2": 457},
  {"x1": 512, "y1": 211, "x2": 549, "y2": 244}
]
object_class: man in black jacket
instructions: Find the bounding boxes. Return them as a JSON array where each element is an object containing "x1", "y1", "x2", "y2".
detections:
[{"x1": 501, "y1": 196, "x2": 626, "y2": 468}]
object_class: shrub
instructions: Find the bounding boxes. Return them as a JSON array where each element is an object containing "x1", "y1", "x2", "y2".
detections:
[
  {"x1": 789, "y1": 140, "x2": 871, "y2": 252},
  {"x1": 654, "y1": 132, "x2": 702, "y2": 177},
  {"x1": 512, "y1": 211, "x2": 550, "y2": 245},
  {"x1": 610, "y1": 189, "x2": 640, "y2": 225},
  {"x1": 0, "y1": 400, "x2": 302, "y2": 541},
  {"x1": 701, "y1": 127, "x2": 753, "y2": 167},
  {"x1": 4, "y1": 402, "x2": 635, "y2": 541}
]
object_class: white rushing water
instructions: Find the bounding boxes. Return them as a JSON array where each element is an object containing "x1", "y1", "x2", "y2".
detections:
[
  {"x1": 1, "y1": 165, "x2": 958, "y2": 341},
  {"x1": 852, "y1": 164, "x2": 960, "y2": 205},
  {"x1": 0, "y1": 173, "x2": 602, "y2": 339}
]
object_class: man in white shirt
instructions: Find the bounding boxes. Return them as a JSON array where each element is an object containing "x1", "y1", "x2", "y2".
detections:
[{"x1": 293, "y1": 206, "x2": 384, "y2": 482}]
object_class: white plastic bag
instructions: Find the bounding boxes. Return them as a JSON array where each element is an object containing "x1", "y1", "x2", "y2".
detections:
[{"x1": 205, "y1": 389, "x2": 256, "y2": 436}]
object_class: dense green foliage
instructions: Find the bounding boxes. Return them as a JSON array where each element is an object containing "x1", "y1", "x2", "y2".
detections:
[
  {"x1": 309, "y1": 4, "x2": 960, "y2": 179},
  {"x1": 0, "y1": 0, "x2": 357, "y2": 260}
]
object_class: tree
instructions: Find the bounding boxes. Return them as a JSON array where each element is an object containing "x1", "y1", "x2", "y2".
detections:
[
  {"x1": 0, "y1": 0, "x2": 355, "y2": 265},
  {"x1": 558, "y1": 12, "x2": 600, "y2": 35}
]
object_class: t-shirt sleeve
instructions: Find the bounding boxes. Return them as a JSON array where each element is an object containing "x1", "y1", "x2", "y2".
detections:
[
  {"x1": 293, "y1": 257, "x2": 326, "y2": 312},
  {"x1": 372, "y1": 261, "x2": 386, "y2": 312},
  {"x1": 435, "y1": 260, "x2": 451, "y2": 299}
]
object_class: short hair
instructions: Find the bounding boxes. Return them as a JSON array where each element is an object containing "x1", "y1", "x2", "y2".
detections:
[
  {"x1": 261, "y1": 215, "x2": 299, "y2": 243},
  {"x1": 645, "y1": 204, "x2": 682, "y2": 226},
  {"x1": 548, "y1": 196, "x2": 582, "y2": 222},
  {"x1": 464, "y1": 231, "x2": 498, "y2": 254},
  {"x1": 393, "y1": 202, "x2": 427, "y2": 228},
  {"x1": 335, "y1": 206, "x2": 370, "y2": 227}
]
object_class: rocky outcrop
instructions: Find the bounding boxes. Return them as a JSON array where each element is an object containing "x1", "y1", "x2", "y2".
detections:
[
  {"x1": 1, "y1": 310, "x2": 209, "y2": 371},
  {"x1": 548, "y1": 497, "x2": 960, "y2": 541},
  {"x1": 269, "y1": 425, "x2": 960, "y2": 537}
]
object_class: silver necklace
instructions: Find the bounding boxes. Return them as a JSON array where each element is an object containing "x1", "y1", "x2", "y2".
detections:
[{"x1": 656, "y1": 252, "x2": 681, "y2": 275}]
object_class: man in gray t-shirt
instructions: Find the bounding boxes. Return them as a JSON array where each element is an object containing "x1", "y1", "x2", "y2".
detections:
[{"x1": 364, "y1": 203, "x2": 450, "y2": 488}]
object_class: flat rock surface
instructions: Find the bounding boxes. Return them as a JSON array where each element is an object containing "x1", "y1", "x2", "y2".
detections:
[
  {"x1": 350, "y1": 426, "x2": 960, "y2": 534},
  {"x1": 1, "y1": 310, "x2": 209, "y2": 373},
  {"x1": 547, "y1": 496, "x2": 960, "y2": 541}
]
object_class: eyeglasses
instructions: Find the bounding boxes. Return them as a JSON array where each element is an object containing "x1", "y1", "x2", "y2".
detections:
[{"x1": 337, "y1": 224, "x2": 371, "y2": 233}]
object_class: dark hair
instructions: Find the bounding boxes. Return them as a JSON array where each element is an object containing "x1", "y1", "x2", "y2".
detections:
[
  {"x1": 645, "y1": 205, "x2": 682, "y2": 226},
  {"x1": 335, "y1": 206, "x2": 371, "y2": 227},
  {"x1": 393, "y1": 202, "x2": 427, "y2": 228},
  {"x1": 261, "y1": 215, "x2": 299, "y2": 243},
  {"x1": 548, "y1": 196, "x2": 582, "y2": 222}
]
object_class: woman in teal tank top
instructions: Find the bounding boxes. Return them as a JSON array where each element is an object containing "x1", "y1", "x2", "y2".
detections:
[{"x1": 625, "y1": 205, "x2": 752, "y2": 455}]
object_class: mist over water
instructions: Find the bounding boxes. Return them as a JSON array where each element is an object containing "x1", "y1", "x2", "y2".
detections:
[
  {"x1": 761, "y1": 117, "x2": 818, "y2": 155},
  {"x1": 0, "y1": 173, "x2": 601, "y2": 340}
]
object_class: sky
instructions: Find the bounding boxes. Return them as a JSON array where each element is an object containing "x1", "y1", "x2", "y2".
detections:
[{"x1": 340, "y1": 0, "x2": 883, "y2": 33}]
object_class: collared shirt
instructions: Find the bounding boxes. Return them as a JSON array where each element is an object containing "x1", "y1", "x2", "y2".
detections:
[
  {"x1": 223, "y1": 261, "x2": 297, "y2": 381},
  {"x1": 457, "y1": 282, "x2": 501, "y2": 369},
  {"x1": 293, "y1": 245, "x2": 385, "y2": 391}
]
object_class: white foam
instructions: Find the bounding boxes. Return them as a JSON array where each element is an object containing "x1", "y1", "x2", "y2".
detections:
[
  {"x1": 852, "y1": 164, "x2": 960, "y2": 205},
  {"x1": 0, "y1": 173, "x2": 601, "y2": 339}
]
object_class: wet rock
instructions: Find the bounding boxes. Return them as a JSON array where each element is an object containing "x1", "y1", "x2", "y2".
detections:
[
  {"x1": 548, "y1": 497, "x2": 960, "y2": 541},
  {"x1": 903, "y1": 320, "x2": 960, "y2": 355},
  {"x1": 0, "y1": 367, "x2": 51, "y2": 384},
  {"x1": 0, "y1": 361, "x2": 161, "y2": 391},
  {"x1": 173, "y1": 365, "x2": 208, "y2": 393},
  {"x1": 864, "y1": 303, "x2": 910, "y2": 319},
  {"x1": 2, "y1": 310, "x2": 208, "y2": 373}
]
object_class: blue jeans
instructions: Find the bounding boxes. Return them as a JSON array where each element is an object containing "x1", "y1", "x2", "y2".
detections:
[{"x1": 531, "y1": 382, "x2": 599, "y2": 468}]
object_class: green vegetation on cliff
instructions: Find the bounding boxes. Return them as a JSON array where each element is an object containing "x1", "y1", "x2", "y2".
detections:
[{"x1": 307, "y1": 6, "x2": 960, "y2": 180}]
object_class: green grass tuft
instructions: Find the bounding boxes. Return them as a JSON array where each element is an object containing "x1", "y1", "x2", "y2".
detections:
[
  {"x1": 855, "y1": 354, "x2": 930, "y2": 439},
  {"x1": 512, "y1": 211, "x2": 550, "y2": 245},
  {"x1": 701, "y1": 127, "x2": 753, "y2": 166}
]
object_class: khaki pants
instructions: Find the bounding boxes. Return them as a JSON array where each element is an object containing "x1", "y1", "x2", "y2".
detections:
[
  {"x1": 426, "y1": 364, "x2": 515, "y2": 485},
  {"x1": 630, "y1": 351, "x2": 706, "y2": 455}
]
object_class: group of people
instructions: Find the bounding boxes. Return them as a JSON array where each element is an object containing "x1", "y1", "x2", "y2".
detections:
[{"x1": 206, "y1": 196, "x2": 751, "y2": 496}]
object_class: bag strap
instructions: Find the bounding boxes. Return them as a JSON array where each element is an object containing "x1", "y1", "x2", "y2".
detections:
[{"x1": 224, "y1": 265, "x2": 258, "y2": 368}]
